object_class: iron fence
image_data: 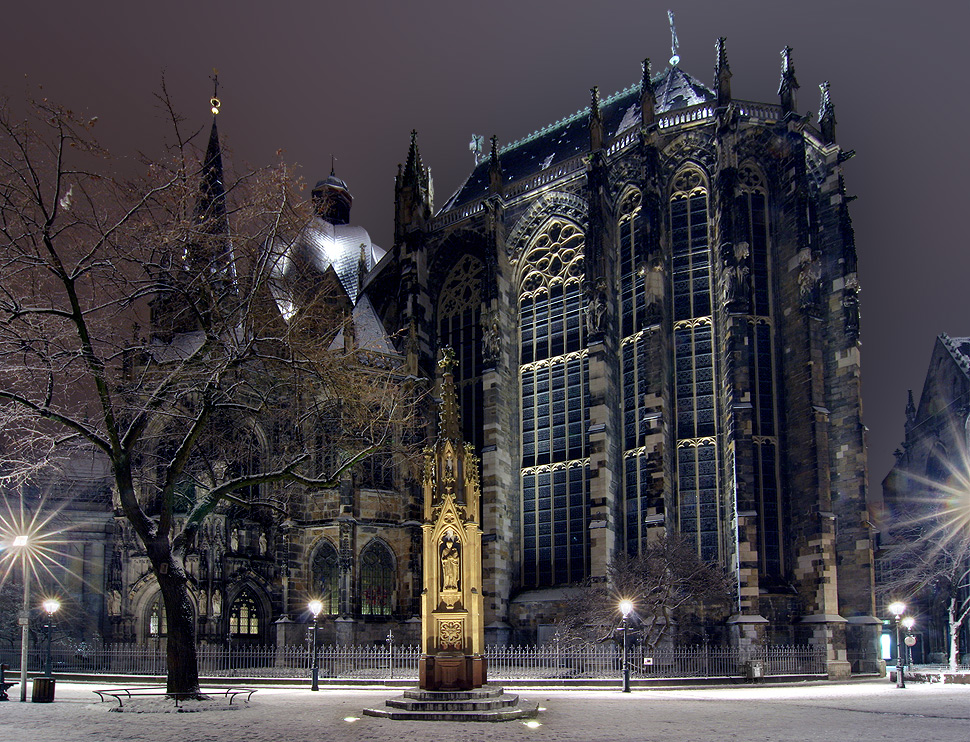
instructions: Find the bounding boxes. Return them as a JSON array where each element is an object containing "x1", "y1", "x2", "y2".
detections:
[{"x1": 0, "y1": 642, "x2": 826, "y2": 680}]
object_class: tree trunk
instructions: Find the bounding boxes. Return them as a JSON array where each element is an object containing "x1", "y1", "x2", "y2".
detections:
[
  {"x1": 949, "y1": 597, "x2": 958, "y2": 673},
  {"x1": 151, "y1": 547, "x2": 202, "y2": 696}
]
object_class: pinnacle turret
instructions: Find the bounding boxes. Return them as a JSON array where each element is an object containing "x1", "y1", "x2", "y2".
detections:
[
  {"x1": 715, "y1": 37, "x2": 732, "y2": 106},
  {"x1": 778, "y1": 46, "x2": 799, "y2": 115},
  {"x1": 818, "y1": 81, "x2": 836, "y2": 145}
]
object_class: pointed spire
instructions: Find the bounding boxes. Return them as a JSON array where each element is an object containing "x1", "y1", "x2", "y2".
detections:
[
  {"x1": 818, "y1": 81, "x2": 837, "y2": 144},
  {"x1": 488, "y1": 134, "x2": 503, "y2": 193},
  {"x1": 715, "y1": 37, "x2": 732, "y2": 106},
  {"x1": 437, "y1": 347, "x2": 461, "y2": 442},
  {"x1": 778, "y1": 46, "x2": 799, "y2": 115},
  {"x1": 667, "y1": 9, "x2": 680, "y2": 67},
  {"x1": 589, "y1": 85, "x2": 603, "y2": 151},
  {"x1": 403, "y1": 129, "x2": 425, "y2": 187},
  {"x1": 641, "y1": 58, "x2": 656, "y2": 127}
]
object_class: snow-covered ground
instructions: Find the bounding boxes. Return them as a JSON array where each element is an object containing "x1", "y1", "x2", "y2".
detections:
[{"x1": 2, "y1": 679, "x2": 968, "y2": 742}]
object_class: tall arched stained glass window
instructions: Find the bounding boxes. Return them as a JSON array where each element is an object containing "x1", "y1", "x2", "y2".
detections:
[
  {"x1": 359, "y1": 540, "x2": 394, "y2": 616},
  {"x1": 617, "y1": 188, "x2": 663, "y2": 554},
  {"x1": 148, "y1": 595, "x2": 167, "y2": 637},
  {"x1": 437, "y1": 254, "x2": 484, "y2": 453},
  {"x1": 518, "y1": 218, "x2": 590, "y2": 587},
  {"x1": 311, "y1": 540, "x2": 340, "y2": 615},
  {"x1": 670, "y1": 167, "x2": 721, "y2": 562},
  {"x1": 735, "y1": 164, "x2": 783, "y2": 577}
]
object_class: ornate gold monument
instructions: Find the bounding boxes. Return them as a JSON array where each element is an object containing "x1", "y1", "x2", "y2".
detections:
[{"x1": 419, "y1": 349, "x2": 486, "y2": 690}]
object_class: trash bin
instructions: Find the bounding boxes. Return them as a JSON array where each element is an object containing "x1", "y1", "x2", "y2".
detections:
[
  {"x1": 31, "y1": 677, "x2": 55, "y2": 703},
  {"x1": 743, "y1": 660, "x2": 765, "y2": 682}
]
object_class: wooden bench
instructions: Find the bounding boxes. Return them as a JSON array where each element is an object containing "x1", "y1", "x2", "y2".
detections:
[
  {"x1": 93, "y1": 686, "x2": 257, "y2": 709},
  {"x1": 0, "y1": 664, "x2": 16, "y2": 701}
]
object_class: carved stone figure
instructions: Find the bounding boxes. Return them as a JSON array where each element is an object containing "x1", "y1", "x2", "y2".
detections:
[
  {"x1": 258, "y1": 532, "x2": 268, "y2": 555},
  {"x1": 440, "y1": 532, "x2": 461, "y2": 592}
]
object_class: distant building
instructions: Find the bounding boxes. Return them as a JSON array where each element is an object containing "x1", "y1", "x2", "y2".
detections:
[{"x1": 880, "y1": 333, "x2": 970, "y2": 662}]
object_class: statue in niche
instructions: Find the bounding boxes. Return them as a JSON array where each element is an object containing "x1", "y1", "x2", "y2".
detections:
[
  {"x1": 230, "y1": 528, "x2": 239, "y2": 552},
  {"x1": 258, "y1": 531, "x2": 268, "y2": 555},
  {"x1": 211, "y1": 589, "x2": 222, "y2": 616},
  {"x1": 107, "y1": 589, "x2": 121, "y2": 616},
  {"x1": 440, "y1": 531, "x2": 461, "y2": 592},
  {"x1": 482, "y1": 310, "x2": 501, "y2": 364},
  {"x1": 723, "y1": 241, "x2": 751, "y2": 309},
  {"x1": 584, "y1": 279, "x2": 608, "y2": 336}
]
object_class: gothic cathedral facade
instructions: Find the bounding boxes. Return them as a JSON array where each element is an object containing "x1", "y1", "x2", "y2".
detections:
[{"x1": 364, "y1": 42, "x2": 877, "y2": 673}]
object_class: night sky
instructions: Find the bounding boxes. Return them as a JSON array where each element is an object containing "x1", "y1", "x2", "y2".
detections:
[{"x1": 2, "y1": 1, "x2": 966, "y2": 494}]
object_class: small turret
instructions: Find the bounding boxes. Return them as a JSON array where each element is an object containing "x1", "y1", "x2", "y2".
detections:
[
  {"x1": 904, "y1": 389, "x2": 917, "y2": 440},
  {"x1": 640, "y1": 58, "x2": 656, "y2": 127},
  {"x1": 818, "y1": 81, "x2": 837, "y2": 145},
  {"x1": 311, "y1": 162, "x2": 353, "y2": 225},
  {"x1": 715, "y1": 37, "x2": 732, "y2": 107},
  {"x1": 778, "y1": 46, "x2": 799, "y2": 115},
  {"x1": 488, "y1": 135, "x2": 503, "y2": 194}
]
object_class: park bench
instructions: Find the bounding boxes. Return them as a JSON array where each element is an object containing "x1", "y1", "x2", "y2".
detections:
[
  {"x1": 0, "y1": 665, "x2": 17, "y2": 701},
  {"x1": 92, "y1": 686, "x2": 257, "y2": 709}
]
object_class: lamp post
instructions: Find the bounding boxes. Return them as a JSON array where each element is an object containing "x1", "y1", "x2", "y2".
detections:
[
  {"x1": 619, "y1": 599, "x2": 634, "y2": 693},
  {"x1": 42, "y1": 599, "x2": 60, "y2": 678},
  {"x1": 901, "y1": 616, "x2": 916, "y2": 670},
  {"x1": 308, "y1": 600, "x2": 323, "y2": 691},
  {"x1": 888, "y1": 601, "x2": 907, "y2": 688},
  {"x1": 13, "y1": 535, "x2": 29, "y2": 703},
  {"x1": 386, "y1": 629, "x2": 394, "y2": 679}
]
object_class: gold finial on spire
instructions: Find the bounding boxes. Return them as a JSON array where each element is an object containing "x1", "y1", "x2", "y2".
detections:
[{"x1": 210, "y1": 69, "x2": 221, "y2": 115}]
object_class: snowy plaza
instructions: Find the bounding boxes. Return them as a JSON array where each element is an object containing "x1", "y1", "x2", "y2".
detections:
[{"x1": 1, "y1": 679, "x2": 968, "y2": 742}]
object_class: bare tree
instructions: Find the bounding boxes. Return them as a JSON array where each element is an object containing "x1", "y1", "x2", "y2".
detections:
[
  {"x1": 556, "y1": 536, "x2": 732, "y2": 649},
  {"x1": 0, "y1": 95, "x2": 417, "y2": 695}
]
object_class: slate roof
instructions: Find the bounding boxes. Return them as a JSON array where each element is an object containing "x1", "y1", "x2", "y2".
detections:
[
  {"x1": 438, "y1": 65, "x2": 715, "y2": 213},
  {"x1": 329, "y1": 294, "x2": 401, "y2": 356}
]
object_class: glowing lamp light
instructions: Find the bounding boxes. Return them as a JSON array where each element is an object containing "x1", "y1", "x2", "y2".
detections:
[
  {"x1": 888, "y1": 601, "x2": 906, "y2": 618},
  {"x1": 13, "y1": 535, "x2": 28, "y2": 547},
  {"x1": 619, "y1": 599, "x2": 634, "y2": 617},
  {"x1": 901, "y1": 616, "x2": 915, "y2": 631},
  {"x1": 42, "y1": 598, "x2": 60, "y2": 615},
  {"x1": 210, "y1": 97, "x2": 221, "y2": 115},
  {"x1": 308, "y1": 599, "x2": 323, "y2": 618}
]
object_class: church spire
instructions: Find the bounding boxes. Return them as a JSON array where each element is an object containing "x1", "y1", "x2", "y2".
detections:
[
  {"x1": 818, "y1": 81, "x2": 837, "y2": 144},
  {"x1": 196, "y1": 71, "x2": 227, "y2": 232},
  {"x1": 715, "y1": 37, "x2": 732, "y2": 106},
  {"x1": 778, "y1": 46, "x2": 799, "y2": 116},
  {"x1": 394, "y1": 130, "x2": 433, "y2": 240}
]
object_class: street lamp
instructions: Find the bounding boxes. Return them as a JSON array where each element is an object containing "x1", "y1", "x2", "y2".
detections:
[
  {"x1": 619, "y1": 599, "x2": 634, "y2": 693},
  {"x1": 13, "y1": 535, "x2": 29, "y2": 703},
  {"x1": 901, "y1": 616, "x2": 916, "y2": 670},
  {"x1": 42, "y1": 599, "x2": 60, "y2": 678},
  {"x1": 888, "y1": 601, "x2": 907, "y2": 688},
  {"x1": 308, "y1": 600, "x2": 323, "y2": 691}
]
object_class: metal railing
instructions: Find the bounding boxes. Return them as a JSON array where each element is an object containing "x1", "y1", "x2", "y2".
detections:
[{"x1": 0, "y1": 642, "x2": 826, "y2": 680}]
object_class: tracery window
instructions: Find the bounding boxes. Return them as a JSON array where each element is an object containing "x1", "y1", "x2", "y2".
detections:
[
  {"x1": 311, "y1": 540, "x2": 340, "y2": 615},
  {"x1": 437, "y1": 254, "x2": 484, "y2": 453},
  {"x1": 359, "y1": 540, "x2": 394, "y2": 616},
  {"x1": 518, "y1": 218, "x2": 590, "y2": 587},
  {"x1": 228, "y1": 589, "x2": 260, "y2": 636},
  {"x1": 670, "y1": 167, "x2": 720, "y2": 562}
]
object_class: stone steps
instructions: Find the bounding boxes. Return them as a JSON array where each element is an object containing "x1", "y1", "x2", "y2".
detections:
[{"x1": 363, "y1": 685, "x2": 539, "y2": 722}]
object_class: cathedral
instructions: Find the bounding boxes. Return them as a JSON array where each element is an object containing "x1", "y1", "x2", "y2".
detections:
[{"x1": 26, "y1": 34, "x2": 878, "y2": 677}]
